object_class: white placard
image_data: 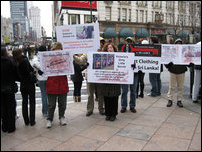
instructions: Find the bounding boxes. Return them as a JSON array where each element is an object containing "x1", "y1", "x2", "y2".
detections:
[
  {"x1": 39, "y1": 50, "x2": 74, "y2": 77},
  {"x1": 56, "y1": 22, "x2": 100, "y2": 54},
  {"x1": 87, "y1": 52, "x2": 134, "y2": 84},
  {"x1": 161, "y1": 44, "x2": 201, "y2": 65},
  {"x1": 134, "y1": 57, "x2": 161, "y2": 73}
]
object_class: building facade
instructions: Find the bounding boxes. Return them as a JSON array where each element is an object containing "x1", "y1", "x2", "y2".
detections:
[
  {"x1": 53, "y1": 1, "x2": 201, "y2": 44},
  {"x1": 29, "y1": 6, "x2": 42, "y2": 41},
  {"x1": 98, "y1": 1, "x2": 201, "y2": 44},
  {"x1": 10, "y1": 1, "x2": 30, "y2": 42}
]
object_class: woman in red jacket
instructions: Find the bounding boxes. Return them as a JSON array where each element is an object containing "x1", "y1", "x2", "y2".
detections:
[{"x1": 46, "y1": 42, "x2": 69, "y2": 128}]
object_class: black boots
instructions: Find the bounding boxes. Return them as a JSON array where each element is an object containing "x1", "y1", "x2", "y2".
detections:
[
  {"x1": 177, "y1": 101, "x2": 183, "y2": 108},
  {"x1": 167, "y1": 100, "x2": 173, "y2": 107},
  {"x1": 167, "y1": 100, "x2": 183, "y2": 108}
]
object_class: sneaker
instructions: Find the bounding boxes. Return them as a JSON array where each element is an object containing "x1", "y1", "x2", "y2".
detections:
[
  {"x1": 147, "y1": 92, "x2": 157, "y2": 97},
  {"x1": 46, "y1": 120, "x2": 52, "y2": 128},
  {"x1": 193, "y1": 100, "x2": 198, "y2": 103},
  {"x1": 60, "y1": 117, "x2": 67, "y2": 126},
  {"x1": 120, "y1": 108, "x2": 126, "y2": 113},
  {"x1": 167, "y1": 100, "x2": 173, "y2": 107},
  {"x1": 177, "y1": 101, "x2": 183, "y2": 108}
]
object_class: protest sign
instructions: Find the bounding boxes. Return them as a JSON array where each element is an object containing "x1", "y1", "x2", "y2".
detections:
[
  {"x1": 161, "y1": 44, "x2": 201, "y2": 65},
  {"x1": 118, "y1": 44, "x2": 162, "y2": 73},
  {"x1": 56, "y1": 22, "x2": 100, "y2": 53},
  {"x1": 181, "y1": 45, "x2": 201, "y2": 65},
  {"x1": 87, "y1": 52, "x2": 134, "y2": 84},
  {"x1": 134, "y1": 57, "x2": 161, "y2": 73},
  {"x1": 39, "y1": 50, "x2": 74, "y2": 77},
  {"x1": 118, "y1": 44, "x2": 161, "y2": 57}
]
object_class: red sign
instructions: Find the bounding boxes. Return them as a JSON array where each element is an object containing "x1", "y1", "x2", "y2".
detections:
[
  {"x1": 62, "y1": 1, "x2": 97, "y2": 10},
  {"x1": 153, "y1": 29, "x2": 165, "y2": 34}
]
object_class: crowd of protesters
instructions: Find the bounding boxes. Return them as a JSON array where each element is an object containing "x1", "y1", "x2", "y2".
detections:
[{"x1": 1, "y1": 36, "x2": 201, "y2": 133}]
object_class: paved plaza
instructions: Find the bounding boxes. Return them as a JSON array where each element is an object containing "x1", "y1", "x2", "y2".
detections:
[{"x1": 1, "y1": 95, "x2": 201, "y2": 151}]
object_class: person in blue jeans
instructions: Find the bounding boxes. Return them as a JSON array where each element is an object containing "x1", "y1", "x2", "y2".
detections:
[
  {"x1": 147, "y1": 37, "x2": 163, "y2": 97},
  {"x1": 121, "y1": 73, "x2": 138, "y2": 113},
  {"x1": 120, "y1": 37, "x2": 138, "y2": 113},
  {"x1": 31, "y1": 45, "x2": 48, "y2": 117}
]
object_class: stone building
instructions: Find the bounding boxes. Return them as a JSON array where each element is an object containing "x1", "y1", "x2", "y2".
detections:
[
  {"x1": 98, "y1": 1, "x2": 201, "y2": 44},
  {"x1": 53, "y1": 1, "x2": 201, "y2": 44}
]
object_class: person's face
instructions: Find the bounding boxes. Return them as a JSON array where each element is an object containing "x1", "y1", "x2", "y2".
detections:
[
  {"x1": 107, "y1": 44, "x2": 114, "y2": 52},
  {"x1": 6, "y1": 50, "x2": 10, "y2": 56},
  {"x1": 176, "y1": 42, "x2": 182, "y2": 44}
]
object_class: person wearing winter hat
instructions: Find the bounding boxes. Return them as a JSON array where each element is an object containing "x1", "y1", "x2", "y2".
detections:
[
  {"x1": 126, "y1": 37, "x2": 134, "y2": 44},
  {"x1": 165, "y1": 38, "x2": 187, "y2": 108},
  {"x1": 136, "y1": 40, "x2": 149, "y2": 98}
]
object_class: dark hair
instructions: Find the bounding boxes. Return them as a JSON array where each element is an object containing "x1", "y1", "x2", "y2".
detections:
[
  {"x1": 103, "y1": 43, "x2": 118, "y2": 52},
  {"x1": 150, "y1": 37, "x2": 159, "y2": 44},
  {"x1": 38, "y1": 45, "x2": 47, "y2": 52},
  {"x1": 12, "y1": 48, "x2": 24, "y2": 64},
  {"x1": 1, "y1": 46, "x2": 7, "y2": 57}
]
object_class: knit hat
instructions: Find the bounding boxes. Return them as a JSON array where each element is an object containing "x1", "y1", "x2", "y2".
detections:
[
  {"x1": 141, "y1": 40, "x2": 149, "y2": 44},
  {"x1": 126, "y1": 37, "x2": 133, "y2": 41},
  {"x1": 175, "y1": 38, "x2": 183, "y2": 44}
]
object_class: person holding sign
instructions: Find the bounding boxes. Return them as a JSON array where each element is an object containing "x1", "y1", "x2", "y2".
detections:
[
  {"x1": 102, "y1": 43, "x2": 121, "y2": 121},
  {"x1": 71, "y1": 54, "x2": 89, "y2": 102},
  {"x1": 147, "y1": 37, "x2": 163, "y2": 97},
  {"x1": 165, "y1": 38, "x2": 187, "y2": 108},
  {"x1": 120, "y1": 37, "x2": 138, "y2": 113},
  {"x1": 73, "y1": 37, "x2": 106, "y2": 116},
  {"x1": 46, "y1": 42, "x2": 69, "y2": 128}
]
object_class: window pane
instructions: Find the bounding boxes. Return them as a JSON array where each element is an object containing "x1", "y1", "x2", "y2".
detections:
[
  {"x1": 122, "y1": 8, "x2": 127, "y2": 21},
  {"x1": 106, "y1": 7, "x2": 111, "y2": 20}
]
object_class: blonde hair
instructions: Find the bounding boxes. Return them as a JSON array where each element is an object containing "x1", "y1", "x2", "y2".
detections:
[{"x1": 51, "y1": 42, "x2": 63, "y2": 51}]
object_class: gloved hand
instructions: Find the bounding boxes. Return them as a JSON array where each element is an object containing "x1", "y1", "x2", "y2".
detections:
[
  {"x1": 38, "y1": 70, "x2": 44, "y2": 75},
  {"x1": 131, "y1": 63, "x2": 136, "y2": 70},
  {"x1": 168, "y1": 62, "x2": 174, "y2": 67},
  {"x1": 188, "y1": 62, "x2": 194, "y2": 67}
]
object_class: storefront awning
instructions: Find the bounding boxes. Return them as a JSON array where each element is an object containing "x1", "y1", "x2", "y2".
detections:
[
  {"x1": 119, "y1": 27, "x2": 133, "y2": 38},
  {"x1": 103, "y1": 27, "x2": 116, "y2": 38},
  {"x1": 135, "y1": 28, "x2": 149, "y2": 38},
  {"x1": 167, "y1": 29, "x2": 175, "y2": 35},
  {"x1": 177, "y1": 30, "x2": 188, "y2": 38}
]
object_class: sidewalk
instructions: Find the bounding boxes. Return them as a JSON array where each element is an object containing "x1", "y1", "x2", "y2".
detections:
[{"x1": 1, "y1": 95, "x2": 201, "y2": 151}]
